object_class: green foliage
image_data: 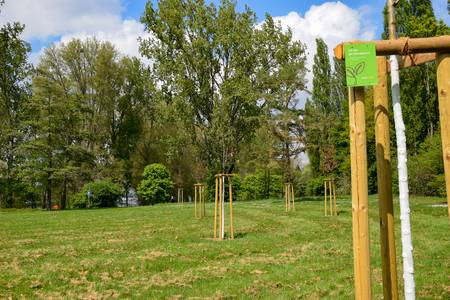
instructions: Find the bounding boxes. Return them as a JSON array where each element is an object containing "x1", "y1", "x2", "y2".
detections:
[
  {"x1": 72, "y1": 180, "x2": 122, "y2": 208},
  {"x1": 305, "y1": 39, "x2": 350, "y2": 190},
  {"x1": 137, "y1": 163, "x2": 174, "y2": 204},
  {"x1": 140, "y1": 0, "x2": 307, "y2": 177},
  {"x1": 306, "y1": 175, "x2": 326, "y2": 196},
  {"x1": 0, "y1": 8, "x2": 31, "y2": 208},
  {"x1": 240, "y1": 171, "x2": 282, "y2": 200},
  {"x1": 407, "y1": 134, "x2": 445, "y2": 196}
]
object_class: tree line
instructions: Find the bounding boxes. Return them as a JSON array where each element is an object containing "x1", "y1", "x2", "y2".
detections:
[{"x1": 0, "y1": 0, "x2": 448, "y2": 209}]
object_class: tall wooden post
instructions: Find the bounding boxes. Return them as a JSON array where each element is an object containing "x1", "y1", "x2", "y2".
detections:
[
  {"x1": 437, "y1": 53, "x2": 450, "y2": 219},
  {"x1": 324, "y1": 181, "x2": 328, "y2": 216},
  {"x1": 214, "y1": 177, "x2": 218, "y2": 238},
  {"x1": 348, "y1": 86, "x2": 371, "y2": 299},
  {"x1": 374, "y1": 56, "x2": 399, "y2": 299}
]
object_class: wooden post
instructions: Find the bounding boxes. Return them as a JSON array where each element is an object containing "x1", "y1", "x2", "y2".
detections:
[
  {"x1": 323, "y1": 180, "x2": 328, "y2": 216},
  {"x1": 348, "y1": 86, "x2": 372, "y2": 299},
  {"x1": 202, "y1": 185, "x2": 206, "y2": 217},
  {"x1": 374, "y1": 56, "x2": 399, "y2": 299},
  {"x1": 291, "y1": 183, "x2": 295, "y2": 211},
  {"x1": 229, "y1": 177, "x2": 234, "y2": 239},
  {"x1": 194, "y1": 185, "x2": 198, "y2": 218},
  {"x1": 219, "y1": 175, "x2": 223, "y2": 239},
  {"x1": 333, "y1": 180, "x2": 337, "y2": 216},
  {"x1": 437, "y1": 53, "x2": 450, "y2": 219},
  {"x1": 214, "y1": 177, "x2": 218, "y2": 239}
]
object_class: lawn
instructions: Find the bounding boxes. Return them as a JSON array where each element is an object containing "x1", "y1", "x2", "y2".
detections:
[{"x1": 0, "y1": 195, "x2": 448, "y2": 299}]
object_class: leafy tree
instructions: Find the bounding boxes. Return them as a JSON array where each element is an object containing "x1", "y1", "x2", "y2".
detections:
[
  {"x1": 383, "y1": 0, "x2": 450, "y2": 153},
  {"x1": 72, "y1": 180, "x2": 122, "y2": 208},
  {"x1": 140, "y1": 0, "x2": 308, "y2": 183},
  {"x1": 305, "y1": 38, "x2": 338, "y2": 177},
  {"x1": 137, "y1": 163, "x2": 175, "y2": 204},
  {"x1": 0, "y1": 1, "x2": 31, "y2": 207},
  {"x1": 21, "y1": 38, "x2": 151, "y2": 209},
  {"x1": 257, "y1": 16, "x2": 307, "y2": 183}
]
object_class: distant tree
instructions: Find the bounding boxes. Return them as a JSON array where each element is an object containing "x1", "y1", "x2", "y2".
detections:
[
  {"x1": 140, "y1": 0, "x2": 307, "y2": 180},
  {"x1": 257, "y1": 16, "x2": 307, "y2": 183},
  {"x1": 137, "y1": 163, "x2": 174, "y2": 205},
  {"x1": 305, "y1": 38, "x2": 336, "y2": 177},
  {"x1": 0, "y1": 2, "x2": 32, "y2": 207},
  {"x1": 23, "y1": 39, "x2": 151, "y2": 210}
]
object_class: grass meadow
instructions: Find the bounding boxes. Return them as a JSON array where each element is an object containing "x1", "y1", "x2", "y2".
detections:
[{"x1": 0, "y1": 195, "x2": 448, "y2": 299}]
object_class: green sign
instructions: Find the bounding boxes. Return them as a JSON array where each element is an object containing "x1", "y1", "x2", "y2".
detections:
[{"x1": 344, "y1": 43, "x2": 378, "y2": 87}]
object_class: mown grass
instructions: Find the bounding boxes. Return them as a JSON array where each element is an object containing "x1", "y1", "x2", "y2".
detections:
[{"x1": 0, "y1": 195, "x2": 448, "y2": 299}]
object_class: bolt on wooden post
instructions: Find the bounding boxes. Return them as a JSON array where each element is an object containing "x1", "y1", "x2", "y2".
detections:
[
  {"x1": 194, "y1": 183, "x2": 206, "y2": 219},
  {"x1": 213, "y1": 174, "x2": 235, "y2": 240},
  {"x1": 324, "y1": 179, "x2": 337, "y2": 216},
  {"x1": 284, "y1": 183, "x2": 295, "y2": 212}
]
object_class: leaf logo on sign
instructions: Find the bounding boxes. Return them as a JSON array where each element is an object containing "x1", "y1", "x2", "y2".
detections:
[{"x1": 346, "y1": 62, "x2": 365, "y2": 85}]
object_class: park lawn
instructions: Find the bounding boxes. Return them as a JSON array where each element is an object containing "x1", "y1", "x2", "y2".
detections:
[{"x1": 0, "y1": 196, "x2": 448, "y2": 299}]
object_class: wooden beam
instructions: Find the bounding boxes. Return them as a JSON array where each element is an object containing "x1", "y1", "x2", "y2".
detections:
[
  {"x1": 386, "y1": 53, "x2": 436, "y2": 72},
  {"x1": 334, "y1": 35, "x2": 450, "y2": 60},
  {"x1": 374, "y1": 56, "x2": 399, "y2": 300},
  {"x1": 437, "y1": 53, "x2": 450, "y2": 219},
  {"x1": 348, "y1": 86, "x2": 372, "y2": 299}
]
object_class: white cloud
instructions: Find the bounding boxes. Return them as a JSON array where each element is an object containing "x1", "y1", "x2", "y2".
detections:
[
  {"x1": 272, "y1": 1, "x2": 376, "y2": 96},
  {"x1": 0, "y1": 0, "x2": 123, "y2": 39},
  {"x1": 0, "y1": 0, "x2": 150, "y2": 63},
  {"x1": 59, "y1": 19, "x2": 150, "y2": 60}
]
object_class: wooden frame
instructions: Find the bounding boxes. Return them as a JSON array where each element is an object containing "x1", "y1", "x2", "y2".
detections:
[
  {"x1": 213, "y1": 174, "x2": 235, "y2": 240},
  {"x1": 194, "y1": 183, "x2": 206, "y2": 219},
  {"x1": 335, "y1": 34, "x2": 450, "y2": 299},
  {"x1": 324, "y1": 179, "x2": 337, "y2": 216},
  {"x1": 284, "y1": 183, "x2": 295, "y2": 212}
]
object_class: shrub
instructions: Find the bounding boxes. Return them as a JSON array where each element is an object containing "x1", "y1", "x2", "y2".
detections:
[
  {"x1": 137, "y1": 163, "x2": 174, "y2": 205},
  {"x1": 72, "y1": 180, "x2": 122, "y2": 208}
]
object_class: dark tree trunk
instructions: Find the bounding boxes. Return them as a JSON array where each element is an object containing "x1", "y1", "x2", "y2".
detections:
[{"x1": 61, "y1": 179, "x2": 67, "y2": 210}]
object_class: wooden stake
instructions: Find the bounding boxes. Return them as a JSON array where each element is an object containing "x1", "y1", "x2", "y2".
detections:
[
  {"x1": 219, "y1": 176, "x2": 223, "y2": 239},
  {"x1": 374, "y1": 56, "x2": 399, "y2": 300},
  {"x1": 291, "y1": 184, "x2": 295, "y2": 211},
  {"x1": 437, "y1": 53, "x2": 450, "y2": 219},
  {"x1": 348, "y1": 86, "x2": 372, "y2": 299},
  {"x1": 214, "y1": 177, "x2": 219, "y2": 239},
  {"x1": 333, "y1": 180, "x2": 337, "y2": 216},
  {"x1": 323, "y1": 180, "x2": 328, "y2": 216},
  {"x1": 229, "y1": 177, "x2": 234, "y2": 239},
  {"x1": 194, "y1": 185, "x2": 198, "y2": 218}
]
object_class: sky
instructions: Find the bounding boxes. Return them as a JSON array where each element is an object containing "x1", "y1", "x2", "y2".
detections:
[{"x1": 0, "y1": 0, "x2": 448, "y2": 90}]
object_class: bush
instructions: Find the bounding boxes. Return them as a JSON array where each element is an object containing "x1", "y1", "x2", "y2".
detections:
[
  {"x1": 137, "y1": 163, "x2": 174, "y2": 205},
  {"x1": 72, "y1": 180, "x2": 122, "y2": 208}
]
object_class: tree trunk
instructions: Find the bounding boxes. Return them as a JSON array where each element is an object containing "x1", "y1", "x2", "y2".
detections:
[{"x1": 61, "y1": 179, "x2": 67, "y2": 210}]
